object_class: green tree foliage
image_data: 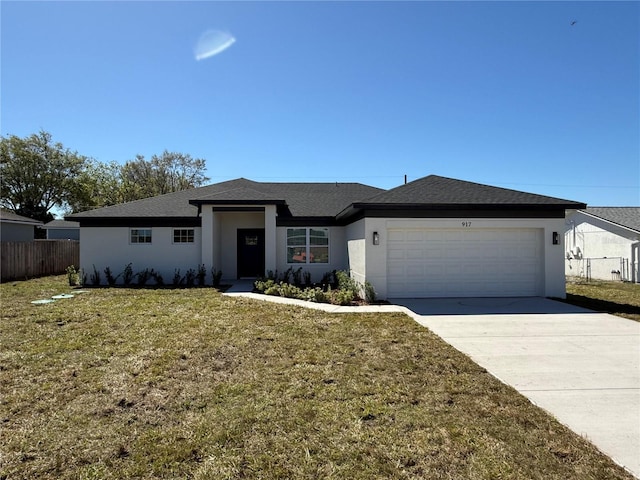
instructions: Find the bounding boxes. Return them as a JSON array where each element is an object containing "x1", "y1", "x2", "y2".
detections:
[
  {"x1": 119, "y1": 151, "x2": 209, "y2": 202},
  {"x1": 1, "y1": 132, "x2": 210, "y2": 216},
  {"x1": 0, "y1": 131, "x2": 90, "y2": 222},
  {"x1": 67, "y1": 160, "x2": 124, "y2": 214}
]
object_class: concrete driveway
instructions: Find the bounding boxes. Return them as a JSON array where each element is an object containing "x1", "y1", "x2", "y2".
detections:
[{"x1": 392, "y1": 297, "x2": 640, "y2": 478}]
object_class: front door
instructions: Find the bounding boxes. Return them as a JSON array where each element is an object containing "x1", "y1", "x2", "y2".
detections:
[{"x1": 237, "y1": 229, "x2": 265, "y2": 278}]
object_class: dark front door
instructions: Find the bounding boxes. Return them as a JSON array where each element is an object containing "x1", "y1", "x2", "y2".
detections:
[{"x1": 237, "y1": 229, "x2": 265, "y2": 278}]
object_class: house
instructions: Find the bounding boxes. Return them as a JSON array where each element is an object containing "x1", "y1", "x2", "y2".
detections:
[
  {"x1": 565, "y1": 207, "x2": 640, "y2": 283},
  {"x1": 67, "y1": 175, "x2": 586, "y2": 299},
  {"x1": 41, "y1": 219, "x2": 80, "y2": 240},
  {"x1": 0, "y1": 209, "x2": 43, "y2": 242}
]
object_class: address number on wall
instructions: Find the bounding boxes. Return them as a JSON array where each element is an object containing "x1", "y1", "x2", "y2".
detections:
[{"x1": 461, "y1": 221, "x2": 472, "y2": 227}]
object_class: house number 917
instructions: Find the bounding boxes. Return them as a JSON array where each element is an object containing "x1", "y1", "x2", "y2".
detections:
[{"x1": 461, "y1": 221, "x2": 472, "y2": 227}]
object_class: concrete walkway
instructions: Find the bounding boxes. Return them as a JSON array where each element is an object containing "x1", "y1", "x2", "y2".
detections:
[{"x1": 224, "y1": 285, "x2": 640, "y2": 478}]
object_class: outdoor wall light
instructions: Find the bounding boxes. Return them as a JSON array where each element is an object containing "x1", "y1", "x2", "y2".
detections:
[
  {"x1": 373, "y1": 231, "x2": 380, "y2": 245},
  {"x1": 552, "y1": 232, "x2": 559, "y2": 245}
]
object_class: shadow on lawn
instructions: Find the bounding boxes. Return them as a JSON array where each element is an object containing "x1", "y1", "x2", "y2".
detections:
[{"x1": 561, "y1": 294, "x2": 640, "y2": 321}]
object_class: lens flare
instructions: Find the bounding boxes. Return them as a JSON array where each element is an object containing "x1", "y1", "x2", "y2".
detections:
[{"x1": 194, "y1": 29, "x2": 236, "y2": 61}]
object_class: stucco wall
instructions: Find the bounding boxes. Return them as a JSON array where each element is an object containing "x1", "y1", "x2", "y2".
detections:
[
  {"x1": 1, "y1": 222, "x2": 35, "y2": 242},
  {"x1": 345, "y1": 219, "x2": 366, "y2": 286},
  {"x1": 79, "y1": 226, "x2": 202, "y2": 284},
  {"x1": 565, "y1": 215, "x2": 639, "y2": 282}
]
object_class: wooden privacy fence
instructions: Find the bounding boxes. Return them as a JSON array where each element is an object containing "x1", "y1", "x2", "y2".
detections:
[{"x1": 1, "y1": 240, "x2": 79, "y2": 282}]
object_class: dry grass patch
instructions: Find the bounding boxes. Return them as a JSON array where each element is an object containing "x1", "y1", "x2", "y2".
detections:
[{"x1": 1, "y1": 276, "x2": 634, "y2": 479}]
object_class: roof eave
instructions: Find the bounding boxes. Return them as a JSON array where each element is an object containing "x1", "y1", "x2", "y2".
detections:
[{"x1": 336, "y1": 201, "x2": 586, "y2": 221}]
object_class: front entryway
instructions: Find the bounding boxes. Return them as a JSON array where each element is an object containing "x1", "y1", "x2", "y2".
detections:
[{"x1": 237, "y1": 228, "x2": 265, "y2": 278}]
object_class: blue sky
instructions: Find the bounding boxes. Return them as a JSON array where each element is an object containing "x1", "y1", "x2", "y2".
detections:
[{"x1": 2, "y1": 1, "x2": 638, "y2": 207}]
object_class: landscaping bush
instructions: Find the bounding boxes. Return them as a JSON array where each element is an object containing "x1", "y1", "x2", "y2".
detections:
[
  {"x1": 123, "y1": 263, "x2": 134, "y2": 286},
  {"x1": 104, "y1": 266, "x2": 120, "y2": 286},
  {"x1": 211, "y1": 267, "x2": 223, "y2": 287},
  {"x1": 135, "y1": 268, "x2": 152, "y2": 286},
  {"x1": 255, "y1": 270, "x2": 366, "y2": 305},
  {"x1": 89, "y1": 265, "x2": 101, "y2": 286}
]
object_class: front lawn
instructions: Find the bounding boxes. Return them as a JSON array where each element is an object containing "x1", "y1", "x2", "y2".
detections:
[
  {"x1": 0, "y1": 276, "x2": 634, "y2": 479},
  {"x1": 565, "y1": 278, "x2": 640, "y2": 322}
]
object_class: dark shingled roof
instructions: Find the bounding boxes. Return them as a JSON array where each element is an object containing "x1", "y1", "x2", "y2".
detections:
[
  {"x1": 67, "y1": 175, "x2": 586, "y2": 221},
  {"x1": 582, "y1": 207, "x2": 640, "y2": 233},
  {"x1": 68, "y1": 178, "x2": 384, "y2": 219},
  {"x1": 0, "y1": 209, "x2": 43, "y2": 225},
  {"x1": 356, "y1": 175, "x2": 586, "y2": 207},
  {"x1": 42, "y1": 219, "x2": 80, "y2": 229}
]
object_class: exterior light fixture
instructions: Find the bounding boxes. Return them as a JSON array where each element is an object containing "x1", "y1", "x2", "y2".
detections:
[
  {"x1": 373, "y1": 231, "x2": 380, "y2": 245},
  {"x1": 552, "y1": 232, "x2": 559, "y2": 245}
]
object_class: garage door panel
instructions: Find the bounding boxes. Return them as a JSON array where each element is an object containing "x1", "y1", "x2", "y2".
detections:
[
  {"x1": 387, "y1": 248, "x2": 406, "y2": 261},
  {"x1": 387, "y1": 228, "x2": 542, "y2": 298},
  {"x1": 406, "y1": 248, "x2": 424, "y2": 260}
]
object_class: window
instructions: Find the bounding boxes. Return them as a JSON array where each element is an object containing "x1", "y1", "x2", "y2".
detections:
[
  {"x1": 130, "y1": 228, "x2": 152, "y2": 244},
  {"x1": 287, "y1": 228, "x2": 329, "y2": 264},
  {"x1": 173, "y1": 228, "x2": 195, "y2": 243}
]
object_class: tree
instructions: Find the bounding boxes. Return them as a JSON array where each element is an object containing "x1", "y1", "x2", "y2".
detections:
[
  {"x1": 119, "y1": 150, "x2": 209, "y2": 202},
  {"x1": 66, "y1": 160, "x2": 124, "y2": 214},
  {"x1": 0, "y1": 131, "x2": 90, "y2": 222},
  {"x1": 1, "y1": 132, "x2": 211, "y2": 217}
]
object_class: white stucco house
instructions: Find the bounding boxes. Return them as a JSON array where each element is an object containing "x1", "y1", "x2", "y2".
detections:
[
  {"x1": 67, "y1": 175, "x2": 586, "y2": 299},
  {"x1": 565, "y1": 207, "x2": 640, "y2": 283}
]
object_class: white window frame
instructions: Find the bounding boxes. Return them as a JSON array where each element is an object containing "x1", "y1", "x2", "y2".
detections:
[
  {"x1": 172, "y1": 228, "x2": 195, "y2": 244},
  {"x1": 286, "y1": 227, "x2": 330, "y2": 264},
  {"x1": 130, "y1": 228, "x2": 152, "y2": 244}
]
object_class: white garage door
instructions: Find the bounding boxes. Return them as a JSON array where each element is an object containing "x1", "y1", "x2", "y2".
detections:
[{"x1": 387, "y1": 228, "x2": 543, "y2": 298}]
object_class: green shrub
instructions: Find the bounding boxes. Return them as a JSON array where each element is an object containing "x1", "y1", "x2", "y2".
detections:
[
  {"x1": 264, "y1": 283, "x2": 280, "y2": 296},
  {"x1": 302, "y1": 287, "x2": 329, "y2": 303},
  {"x1": 151, "y1": 270, "x2": 164, "y2": 286},
  {"x1": 277, "y1": 282, "x2": 304, "y2": 299},
  {"x1": 211, "y1": 267, "x2": 223, "y2": 287},
  {"x1": 66, "y1": 265, "x2": 80, "y2": 286},
  {"x1": 281, "y1": 267, "x2": 293, "y2": 284},
  {"x1": 104, "y1": 267, "x2": 120, "y2": 286},
  {"x1": 185, "y1": 269, "x2": 197, "y2": 287},
  {"x1": 292, "y1": 267, "x2": 303, "y2": 286},
  {"x1": 364, "y1": 281, "x2": 376, "y2": 303},
  {"x1": 320, "y1": 271, "x2": 336, "y2": 288},
  {"x1": 196, "y1": 264, "x2": 207, "y2": 286},
  {"x1": 255, "y1": 279, "x2": 275, "y2": 293},
  {"x1": 135, "y1": 268, "x2": 152, "y2": 286},
  {"x1": 90, "y1": 265, "x2": 101, "y2": 286},
  {"x1": 172, "y1": 269, "x2": 184, "y2": 286},
  {"x1": 331, "y1": 288, "x2": 354, "y2": 306},
  {"x1": 123, "y1": 263, "x2": 134, "y2": 286}
]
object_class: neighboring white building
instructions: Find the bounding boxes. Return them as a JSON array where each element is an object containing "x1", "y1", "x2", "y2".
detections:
[
  {"x1": 565, "y1": 207, "x2": 640, "y2": 283},
  {"x1": 68, "y1": 175, "x2": 586, "y2": 299}
]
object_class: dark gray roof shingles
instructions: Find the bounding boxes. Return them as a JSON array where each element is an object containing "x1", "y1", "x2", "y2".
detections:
[
  {"x1": 43, "y1": 219, "x2": 80, "y2": 229},
  {"x1": 68, "y1": 178, "x2": 385, "y2": 218},
  {"x1": 67, "y1": 175, "x2": 587, "y2": 220},
  {"x1": 0, "y1": 209, "x2": 43, "y2": 225},
  {"x1": 584, "y1": 207, "x2": 640, "y2": 233},
  {"x1": 358, "y1": 175, "x2": 586, "y2": 207}
]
